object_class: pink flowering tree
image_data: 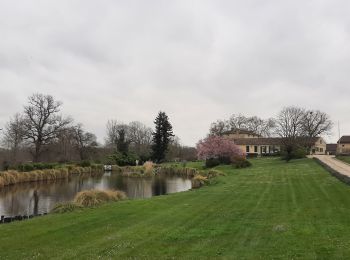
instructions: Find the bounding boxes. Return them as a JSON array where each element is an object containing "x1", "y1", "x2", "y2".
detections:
[{"x1": 196, "y1": 135, "x2": 245, "y2": 165}]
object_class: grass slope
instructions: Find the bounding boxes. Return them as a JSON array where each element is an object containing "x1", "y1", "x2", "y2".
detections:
[
  {"x1": 337, "y1": 156, "x2": 350, "y2": 164},
  {"x1": 1, "y1": 158, "x2": 350, "y2": 259}
]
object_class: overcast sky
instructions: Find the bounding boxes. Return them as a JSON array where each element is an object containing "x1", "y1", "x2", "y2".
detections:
[{"x1": 0, "y1": 0, "x2": 349, "y2": 146}]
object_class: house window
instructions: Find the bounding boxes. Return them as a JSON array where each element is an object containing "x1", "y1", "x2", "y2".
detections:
[
  {"x1": 254, "y1": 146, "x2": 258, "y2": 153},
  {"x1": 320, "y1": 148, "x2": 323, "y2": 152},
  {"x1": 246, "y1": 146, "x2": 250, "y2": 153}
]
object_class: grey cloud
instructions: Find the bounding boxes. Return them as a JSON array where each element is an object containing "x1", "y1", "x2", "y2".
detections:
[{"x1": 0, "y1": 0, "x2": 350, "y2": 145}]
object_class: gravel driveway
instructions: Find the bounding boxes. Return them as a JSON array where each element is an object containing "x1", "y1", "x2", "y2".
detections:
[{"x1": 312, "y1": 155, "x2": 350, "y2": 178}]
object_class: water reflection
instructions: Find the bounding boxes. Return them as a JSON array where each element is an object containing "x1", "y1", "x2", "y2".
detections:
[{"x1": 0, "y1": 173, "x2": 192, "y2": 217}]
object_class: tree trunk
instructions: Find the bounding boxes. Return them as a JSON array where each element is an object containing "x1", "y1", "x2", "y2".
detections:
[{"x1": 34, "y1": 143, "x2": 41, "y2": 162}]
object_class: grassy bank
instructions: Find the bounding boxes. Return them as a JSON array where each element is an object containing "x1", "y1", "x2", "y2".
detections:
[
  {"x1": 2, "y1": 158, "x2": 350, "y2": 258},
  {"x1": 337, "y1": 155, "x2": 350, "y2": 164}
]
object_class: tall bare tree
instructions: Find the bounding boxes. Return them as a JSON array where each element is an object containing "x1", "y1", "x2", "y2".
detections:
[
  {"x1": 23, "y1": 93, "x2": 71, "y2": 162},
  {"x1": 301, "y1": 110, "x2": 333, "y2": 141},
  {"x1": 1, "y1": 113, "x2": 25, "y2": 164},
  {"x1": 73, "y1": 124, "x2": 97, "y2": 160},
  {"x1": 105, "y1": 120, "x2": 153, "y2": 158},
  {"x1": 56, "y1": 127, "x2": 76, "y2": 162},
  {"x1": 128, "y1": 121, "x2": 153, "y2": 157},
  {"x1": 275, "y1": 106, "x2": 305, "y2": 160},
  {"x1": 105, "y1": 120, "x2": 129, "y2": 148}
]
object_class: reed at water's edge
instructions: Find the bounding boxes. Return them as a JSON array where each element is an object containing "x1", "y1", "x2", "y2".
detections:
[{"x1": 0, "y1": 165, "x2": 103, "y2": 188}]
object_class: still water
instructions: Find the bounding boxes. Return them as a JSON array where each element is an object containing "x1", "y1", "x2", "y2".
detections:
[{"x1": 0, "y1": 172, "x2": 192, "y2": 217}]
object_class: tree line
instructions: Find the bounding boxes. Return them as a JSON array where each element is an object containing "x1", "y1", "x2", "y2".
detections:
[
  {"x1": 208, "y1": 106, "x2": 333, "y2": 160},
  {"x1": 0, "y1": 93, "x2": 196, "y2": 169}
]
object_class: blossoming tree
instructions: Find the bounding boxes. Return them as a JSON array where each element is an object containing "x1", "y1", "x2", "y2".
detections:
[{"x1": 196, "y1": 135, "x2": 245, "y2": 165}]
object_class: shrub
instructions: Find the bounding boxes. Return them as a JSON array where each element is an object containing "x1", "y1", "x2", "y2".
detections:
[
  {"x1": 205, "y1": 158, "x2": 221, "y2": 168},
  {"x1": 17, "y1": 163, "x2": 60, "y2": 172},
  {"x1": 231, "y1": 155, "x2": 252, "y2": 169},
  {"x1": 281, "y1": 146, "x2": 307, "y2": 161},
  {"x1": 74, "y1": 189, "x2": 126, "y2": 207},
  {"x1": 143, "y1": 161, "x2": 155, "y2": 176},
  {"x1": 206, "y1": 169, "x2": 226, "y2": 178},
  {"x1": 78, "y1": 161, "x2": 91, "y2": 167},
  {"x1": 2, "y1": 161, "x2": 9, "y2": 171},
  {"x1": 52, "y1": 202, "x2": 83, "y2": 213},
  {"x1": 291, "y1": 147, "x2": 307, "y2": 159},
  {"x1": 110, "y1": 152, "x2": 140, "y2": 166},
  {"x1": 192, "y1": 174, "x2": 208, "y2": 188},
  {"x1": 219, "y1": 156, "x2": 232, "y2": 165},
  {"x1": 19, "y1": 164, "x2": 34, "y2": 172}
]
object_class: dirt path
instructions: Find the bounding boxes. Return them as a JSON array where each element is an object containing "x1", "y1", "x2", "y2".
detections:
[{"x1": 312, "y1": 155, "x2": 350, "y2": 178}]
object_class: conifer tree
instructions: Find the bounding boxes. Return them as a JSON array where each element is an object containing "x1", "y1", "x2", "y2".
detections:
[{"x1": 151, "y1": 111, "x2": 174, "y2": 162}]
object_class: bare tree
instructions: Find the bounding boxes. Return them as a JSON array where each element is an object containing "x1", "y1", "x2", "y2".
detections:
[
  {"x1": 228, "y1": 114, "x2": 249, "y2": 130},
  {"x1": 105, "y1": 120, "x2": 153, "y2": 158},
  {"x1": 128, "y1": 121, "x2": 153, "y2": 157},
  {"x1": 1, "y1": 113, "x2": 25, "y2": 164},
  {"x1": 22, "y1": 93, "x2": 71, "y2": 162},
  {"x1": 105, "y1": 120, "x2": 129, "y2": 148},
  {"x1": 73, "y1": 124, "x2": 97, "y2": 160},
  {"x1": 210, "y1": 115, "x2": 275, "y2": 137},
  {"x1": 275, "y1": 106, "x2": 305, "y2": 160},
  {"x1": 301, "y1": 110, "x2": 333, "y2": 141},
  {"x1": 56, "y1": 127, "x2": 76, "y2": 162},
  {"x1": 209, "y1": 120, "x2": 230, "y2": 136},
  {"x1": 257, "y1": 118, "x2": 276, "y2": 137}
]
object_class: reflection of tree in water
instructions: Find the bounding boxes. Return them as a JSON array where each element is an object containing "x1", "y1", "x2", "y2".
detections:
[
  {"x1": 125, "y1": 177, "x2": 153, "y2": 198},
  {"x1": 153, "y1": 176, "x2": 167, "y2": 196},
  {"x1": 33, "y1": 190, "x2": 39, "y2": 215}
]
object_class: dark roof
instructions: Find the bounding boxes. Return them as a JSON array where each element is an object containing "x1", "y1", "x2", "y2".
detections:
[
  {"x1": 234, "y1": 138, "x2": 282, "y2": 145},
  {"x1": 338, "y1": 136, "x2": 350, "y2": 144},
  {"x1": 326, "y1": 144, "x2": 337, "y2": 151},
  {"x1": 234, "y1": 137, "x2": 322, "y2": 146},
  {"x1": 222, "y1": 128, "x2": 260, "y2": 136}
]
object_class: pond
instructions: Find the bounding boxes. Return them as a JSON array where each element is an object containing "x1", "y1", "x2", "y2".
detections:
[{"x1": 0, "y1": 172, "x2": 192, "y2": 217}]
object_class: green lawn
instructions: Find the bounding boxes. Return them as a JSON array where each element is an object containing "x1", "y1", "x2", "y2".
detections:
[
  {"x1": 1, "y1": 158, "x2": 350, "y2": 259},
  {"x1": 337, "y1": 156, "x2": 350, "y2": 164}
]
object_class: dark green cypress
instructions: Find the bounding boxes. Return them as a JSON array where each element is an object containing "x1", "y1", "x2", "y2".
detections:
[{"x1": 151, "y1": 111, "x2": 174, "y2": 162}]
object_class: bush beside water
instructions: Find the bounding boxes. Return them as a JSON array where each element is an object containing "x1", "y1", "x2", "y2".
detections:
[
  {"x1": 74, "y1": 189, "x2": 127, "y2": 207},
  {"x1": 52, "y1": 189, "x2": 127, "y2": 213}
]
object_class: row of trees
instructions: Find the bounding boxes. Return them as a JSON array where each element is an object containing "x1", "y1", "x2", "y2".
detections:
[
  {"x1": 104, "y1": 112, "x2": 195, "y2": 164},
  {"x1": 0, "y1": 94, "x2": 196, "y2": 168},
  {"x1": 1, "y1": 94, "x2": 98, "y2": 164},
  {"x1": 210, "y1": 115, "x2": 276, "y2": 137}
]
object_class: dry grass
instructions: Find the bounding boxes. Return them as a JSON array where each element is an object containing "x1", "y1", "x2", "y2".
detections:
[
  {"x1": 143, "y1": 161, "x2": 155, "y2": 176},
  {"x1": 192, "y1": 174, "x2": 208, "y2": 188},
  {"x1": 0, "y1": 167, "x2": 92, "y2": 188},
  {"x1": 52, "y1": 202, "x2": 83, "y2": 213},
  {"x1": 74, "y1": 189, "x2": 127, "y2": 207},
  {"x1": 156, "y1": 166, "x2": 199, "y2": 178}
]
